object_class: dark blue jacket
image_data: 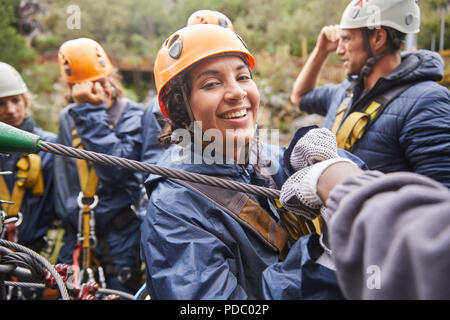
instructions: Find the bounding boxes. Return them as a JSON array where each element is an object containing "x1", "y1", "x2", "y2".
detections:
[
  {"x1": 299, "y1": 50, "x2": 450, "y2": 188},
  {"x1": 141, "y1": 97, "x2": 166, "y2": 166},
  {"x1": 54, "y1": 98, "x2": 143, "y2": 228},
  {"x1": 54, "y1": 98, "x2": 143, "y2": 269},
  {"x1": 0, "y1": 117, "x2": 56, "y2": 246},
  {"x1": 140, "y1": 128, "x2": 365, "y2": 300}
]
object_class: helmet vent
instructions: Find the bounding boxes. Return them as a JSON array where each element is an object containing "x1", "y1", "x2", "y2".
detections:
[
  {"x1": 405, "y1": 14, "x2": 413, "y2": 26},
  {"x1": 169, "y1": 35, "x2": 180, "y2": 48},
  {"x1": 168, "y1": 35, "x2": 182, "y2": 59},
  {"x1": 218, "y1": 18, "x2": 228, "y2": 28}
]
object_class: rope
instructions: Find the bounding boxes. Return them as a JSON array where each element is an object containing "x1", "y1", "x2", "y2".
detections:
[
  {"x1": 39, "y1": 141, "x2": 281, "y2": 199},
  {"x1": 4, "y1": 281, "x2": 135, "y2": 300},
  {"x1": 0, "y1": 240, "x2": 70, "y2": 300}
]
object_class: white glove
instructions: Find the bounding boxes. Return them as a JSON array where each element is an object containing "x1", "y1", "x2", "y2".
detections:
[
  {"x1": 280, "y1": 158, "x2": 356, "y2": 220},
  {"x1": 290, "y1": 128, "x2": 339, "y2": 172}
]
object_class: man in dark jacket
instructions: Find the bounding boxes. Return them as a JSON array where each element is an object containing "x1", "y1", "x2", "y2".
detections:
[{"x1": 290, "y1": 0, "x2": 450, "y2": 188}]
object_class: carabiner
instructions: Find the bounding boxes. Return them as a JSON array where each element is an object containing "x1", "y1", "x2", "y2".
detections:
[{"x1": 77, "y1": 192, "x2": 99, "y2": 210}]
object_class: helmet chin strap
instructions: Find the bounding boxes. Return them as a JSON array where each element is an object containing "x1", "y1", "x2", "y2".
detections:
[
  {"x1": 349, "y1": 28, "x2": 397, "y2": 91},
  {"x1": 180, "y1": 83, "x2": 197, "y2": 133}
]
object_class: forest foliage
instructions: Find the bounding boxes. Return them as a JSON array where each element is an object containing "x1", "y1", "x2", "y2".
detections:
[{"x1": 0, "y1": 0, "x2": 449, "y2": 135}]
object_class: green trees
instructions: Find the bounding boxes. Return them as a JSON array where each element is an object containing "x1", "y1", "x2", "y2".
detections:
[
  {"x1": 1, "y1": 0, "x2": 447, "y2": 133},
  {"x1": 0, "y1": 0, "x2": 35, "y2": 66}
]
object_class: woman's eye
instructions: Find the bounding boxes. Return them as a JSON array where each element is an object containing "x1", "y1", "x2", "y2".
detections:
[
  {"x1": 202, "y1": 81, "x2": 219, "y2": 89},
  {"x1": 238, "y1": 74, "x2": 251, "y2": 81}
]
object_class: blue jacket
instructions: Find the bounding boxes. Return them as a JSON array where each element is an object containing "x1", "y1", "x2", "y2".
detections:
[
  {"x1": 0, "y1": 117, "x2": 56, "y2": 246},
  {"x1": 54, "y1": 98, "x2": 143, "y2": 228},
  {"x1": 141, "y1": 97, "x2": 166, "y2": 165},
  {"x1": 54, "y1": 98, "x2": 143, "y2": 269},
  {"x1": 299, "y1": 50, "x2": 450, "y2": 188},
  {"x1": 140, "y1": 129, "x2": 365, "y2": 300}
]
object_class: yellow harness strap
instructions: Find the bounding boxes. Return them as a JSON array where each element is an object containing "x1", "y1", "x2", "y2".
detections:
[
  {"x1": 0, "y1": 154, "x2": 44, "y2": 217},
  {"x1": 71, "y1": 129, "x2": 99, "y2": 198},
  {"x1": 273, "y1": 199, "x2": 323, "y2": 240},
  {"x1": 71, "y1": 128, "x2": 99, "y2": 268},
  {"x1": 332, "y1": 100, "x2": 382, "y2": 150}
]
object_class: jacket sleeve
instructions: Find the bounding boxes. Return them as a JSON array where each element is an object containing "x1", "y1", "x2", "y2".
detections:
[
  {"x1": 261, "y1": 233, "x2": 344, "y2": 300},
  {"x1": 68, "y1": 102, "x2": 143, "y2": 183},
  {"x1": 400, "y1": 85, "x2": 450, "y2": 188},
  {"x1": 141, "y1": 98, "x2": 166, "y2": 165},
  {"x1": 327, "y1": 170, "x2": 450, "y2": 299},
  {"x1": 298, "y1": 83, "x2": 343, "y2": 117},
  {"x1": 140, "y1": 180, "x2": 248, "y2": 300}
]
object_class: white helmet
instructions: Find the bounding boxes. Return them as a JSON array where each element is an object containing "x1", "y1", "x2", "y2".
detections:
[
  {"x1": 340, "y1": 0, "x2": 420, "y2": 34},
  {"x1": 0, "y1": 62, "x2": 28, "y2": 98}
]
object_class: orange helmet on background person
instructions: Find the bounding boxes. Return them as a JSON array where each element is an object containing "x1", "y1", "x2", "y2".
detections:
[
  {"x1": 187, "y1": 9, "x2": 234, "y2": 31},
  {"x1": 58, "y1": 38, "x2": 113, "y2": 84},
  {"x1": 154, "y1": 24, "x2": 254, "y2": 118}
]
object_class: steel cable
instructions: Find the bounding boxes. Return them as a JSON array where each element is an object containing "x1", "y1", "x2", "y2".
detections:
[
  {"x1": 0, "y1": 240, "x2": 70, "y2": 300},
  {"x1": 3, "y1": 281, "x2": 135, "y2": 300},
  {"x1": 39, "y1": 141, "x2": 281, "y2": 199}
]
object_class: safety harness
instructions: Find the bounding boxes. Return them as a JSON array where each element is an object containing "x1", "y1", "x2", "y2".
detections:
[
  {"x1": 68, "y1": 99, "x2": 141, "y2": 290},
  {"x1": 331, "y1": 82, "x2": 415, "y2": 151},
  {"x1": 170, "y1": 145, "x2": 323, "y2": 261},
  {"x1": 70, "y1": 126, "x2": 104, "y2": 287},
  {"x1": 331, "y1": 26, "x2": 414, "y2": 150},
  {"x1": 0, "y1": 154, "x2": 44, "y2": 243}
]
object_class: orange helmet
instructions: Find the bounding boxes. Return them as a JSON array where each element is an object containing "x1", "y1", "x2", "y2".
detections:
[
  {"x1": 58, "y1": 38, "x2": 113, "y2": 84},
  {"x1": 187, "y1": 9, "x2": 234, "y2": 31},
  {"x1": 154, "y1": 24, "x2": 255, "y2": 118}
]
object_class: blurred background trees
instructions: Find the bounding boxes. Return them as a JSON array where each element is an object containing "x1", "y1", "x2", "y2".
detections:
[{"x1": 0, "y1": 0, "x2": 448, "y2": 142}]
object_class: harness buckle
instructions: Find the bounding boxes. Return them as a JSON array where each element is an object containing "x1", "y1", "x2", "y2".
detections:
[{"x1": 77, "y1": 192, "x2": 99, "y2": 210}]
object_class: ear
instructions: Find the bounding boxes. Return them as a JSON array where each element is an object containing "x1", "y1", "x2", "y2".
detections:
[
  {"x1": 371, "y1": 28, "x2": 388, "y2": 54},
  {"x1": 21, "y1": 94, "x2": 29, "y2": 109}
]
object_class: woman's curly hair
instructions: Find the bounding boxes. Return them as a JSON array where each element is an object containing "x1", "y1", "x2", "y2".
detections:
[{"x1": 158, "y1": 69, "x2": 193, "y2": 146}]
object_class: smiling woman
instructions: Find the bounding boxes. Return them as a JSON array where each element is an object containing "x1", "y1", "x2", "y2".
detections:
[{"x1": 140, "y1": 24, "x2": 344, "y2": 300}]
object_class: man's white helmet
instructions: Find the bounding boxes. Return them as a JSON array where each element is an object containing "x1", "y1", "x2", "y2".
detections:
[
  {"x1": 0, "y1": 62, "x2": 28, "y2": 98},
  {"x1": 340, "y1": 0, "x2": 420, "y2": 34}
]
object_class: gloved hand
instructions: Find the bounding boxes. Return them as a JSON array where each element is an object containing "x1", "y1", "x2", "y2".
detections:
[
  {"x1": 280, "y1": 157, "x2": 356, "y2": 220},
  {"x1": 289, "y1": 128, "x2": 339, "y2": 172}
]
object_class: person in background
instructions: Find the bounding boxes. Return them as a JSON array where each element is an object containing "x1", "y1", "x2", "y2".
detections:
[
  {"x1": 54, "y1": 38, "x2": 144, "y2": 294},
  {"x1": 0, "y1": 61, "x2": 57, "y2": 299},
  {"x1": 290, "y1": 0, "x2": 450, "y2": 188}
]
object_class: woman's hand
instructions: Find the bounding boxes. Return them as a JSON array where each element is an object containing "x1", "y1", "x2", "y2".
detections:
[{"x1": 72, "y1": 81, "x2": 105, "y2": 106}]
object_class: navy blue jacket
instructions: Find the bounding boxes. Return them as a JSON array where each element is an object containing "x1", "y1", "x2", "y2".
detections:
[
  {"x1": 140, "y1": 97, "x2": 166, "y2": 165},
  {"x1": 140, "y1": 128, "x2": 366, "y2": 300},
  {"x1": 299, "y1": 50, "x2": 450, "y2": 188},
  {"x1": 0, "y1": 117, "x2": 56, "y2": 246},
  {"x1": 54, "y1": 98, "x2": 144, "y2": 228}
]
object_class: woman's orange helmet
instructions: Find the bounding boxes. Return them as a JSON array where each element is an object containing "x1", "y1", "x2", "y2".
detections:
[
  {"x1": 58, "y1": 38, "x2": 113, "y2": 84},
  {"x1": 187, "y1": 9, "x2": 234, "y2": 31},
  {"x1": 154, "y1": 24, "x2": 255, "y2": 118}
]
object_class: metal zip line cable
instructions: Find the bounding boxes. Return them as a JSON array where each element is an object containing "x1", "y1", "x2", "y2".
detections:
[
  {"x1": 0, "y1": 239, "x2": 70, "y2": 300},
  {"x1": 39, "y1": 141, "x2": 281, "y2": 199}
]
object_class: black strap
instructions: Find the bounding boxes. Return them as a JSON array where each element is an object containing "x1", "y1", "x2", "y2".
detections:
[{"x1": 349, "y1": 82, "x2": 416, "y2": 151}]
